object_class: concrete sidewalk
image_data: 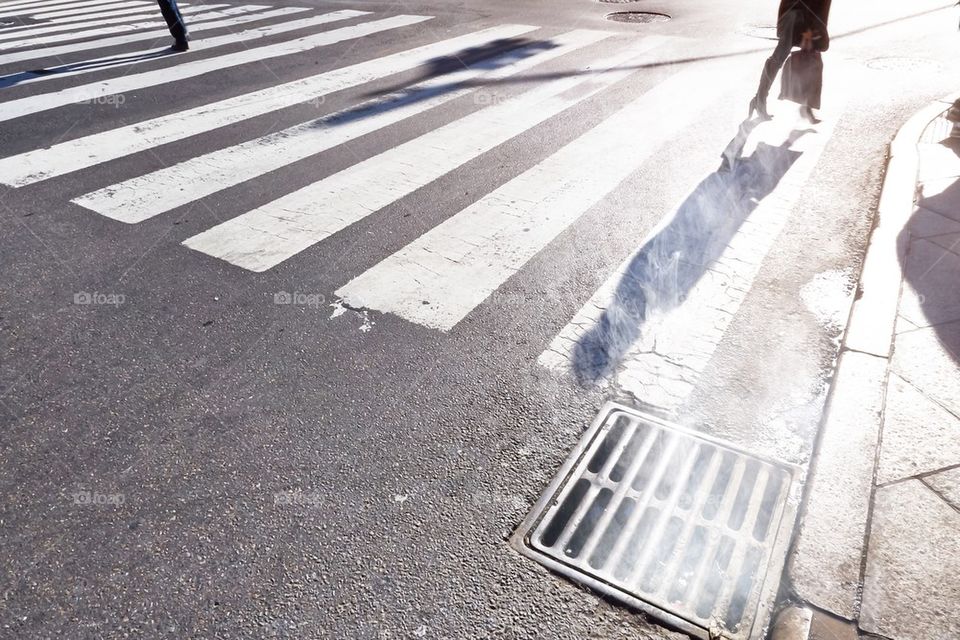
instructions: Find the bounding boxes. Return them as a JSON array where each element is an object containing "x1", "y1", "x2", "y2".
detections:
[{"x1": 778, "y1": 95, "x2": 960, "y2": 640}]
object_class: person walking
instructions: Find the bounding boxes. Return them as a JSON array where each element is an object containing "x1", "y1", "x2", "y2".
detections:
[
  {"x1": 156, "y1": 0, "x2": 189, "y2": 52},
  {"x1": 749, "y1": 0, "x2": 832, "y2": 121}
]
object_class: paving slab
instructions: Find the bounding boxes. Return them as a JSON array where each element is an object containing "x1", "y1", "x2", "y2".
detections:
[
  {"x1": 925, "y1": 466, "x2": 960, "y2": 509},
  {"x1": 897, "y1": 236, "x2": 960, "y2": 328},
  {"x1": 905, "y1": 206, "x2": 960, "y2": 239},
  {"x1": 916, "y1": 139, "x2": 960, "y2": 180},
  {"x1": 860, "y1": 480, "x2": 960, "y2": 640},
  {"x1": 893, "y1": 313, "x2": 921, "y2": 334},
  {"x1": 891, "y1": 320, "x2": 960, "y2": 418},
  {"x1": 788, "y1": 351, "x2": 887, "y2": 619},
  {"x1": 927, "y1": 230, "x2": 960, "y2": 256},
  {"x1": 875, "y1": 373, "x2": 960, "y2": 484},
  {"x1": 917, "y1": 177, "x2": 960, "y2": 223}
]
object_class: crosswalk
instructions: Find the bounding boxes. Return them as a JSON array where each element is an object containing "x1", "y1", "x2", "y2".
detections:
[
  {"x1": 0, "y1": 6, "x2": 307, "y2": 65},
  {"x1": 0, "y1": 0, "x2": 843, "y2": 409}
]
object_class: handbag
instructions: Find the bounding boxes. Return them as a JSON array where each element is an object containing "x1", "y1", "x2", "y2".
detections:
[{"x1": 779, "y1": 49, "x2": 824, "y2": 110}]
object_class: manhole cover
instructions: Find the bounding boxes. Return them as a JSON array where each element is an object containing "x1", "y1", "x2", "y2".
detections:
[
  {"x1": 738, "y1": 24, "x2": 778, "y2": 40},
  {"x1": 512, "y1": 403, "x2": 801, "y2": 640},
  {"x1": 605, "y1": 11, "x2": 670, "y2": 23},
  {"x1": 865, "y1": 57, "x2": 942, "y2": 72}
]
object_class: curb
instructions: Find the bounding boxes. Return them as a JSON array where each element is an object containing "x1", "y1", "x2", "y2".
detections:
[
  {"x1": 844, "y1": 91, "x2": 960, "y2": 358},
  {"x1": 775, "y1": 92, "x2": 960, "y2": 639}
]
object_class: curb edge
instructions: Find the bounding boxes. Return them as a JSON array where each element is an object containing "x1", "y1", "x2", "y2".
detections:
[{"x1": 779, "y1": 91, "x2": 960, "y2": 640}]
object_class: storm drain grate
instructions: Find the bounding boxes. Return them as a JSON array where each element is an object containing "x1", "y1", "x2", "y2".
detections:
[
  {"x1": 512, "y1": 403, "x2": 800, "y2": 640},
  {"x1": 605, "y1": 11, "x2": 671, "y2": 23}
]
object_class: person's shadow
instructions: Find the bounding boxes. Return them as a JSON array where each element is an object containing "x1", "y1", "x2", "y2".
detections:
[
  {"x1": 897, "y1": 131, "x2": 960, "y2": 370},
  {"x1": 571, "y1": 122, "x2": 812, "y2": 384},
  {"x1": 310, "y1": 39, "x2": 557, "y2": 132},
  {"x1": 0, "y1": 48, "x2": 178, "y2": 89}
]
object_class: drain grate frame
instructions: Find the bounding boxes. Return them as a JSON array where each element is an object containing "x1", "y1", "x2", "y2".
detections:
[
  {"x1": 604, "y1": 11, "x2": 671, "y2": 23},
  {"x1": 865, "y1": 56, "x2": 942, "y2": 73},
  {"x1": 511, "y1": 403, "x2": 801, "y2": 640}
]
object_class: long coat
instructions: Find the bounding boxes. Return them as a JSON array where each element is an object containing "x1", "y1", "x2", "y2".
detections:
[{"x1": 777, "y1": 0, "x2": 832, "y2": 51}]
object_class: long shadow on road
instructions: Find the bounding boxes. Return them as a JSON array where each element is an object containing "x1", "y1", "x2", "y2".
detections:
[
  {"x1": 571, "y1": 123, "x2": 811, "y2": 385},
  {"x1": 0, "y1": 48, "x2": 179, "y2": 89}
]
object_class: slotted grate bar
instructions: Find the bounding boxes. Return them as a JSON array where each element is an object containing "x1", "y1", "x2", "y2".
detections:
[
  {"x1": 553, "y1": 418, "x2": 650, "y2": 555},
  {"x1": 604, "y1": 430, "x2": 681, "y2": 574},
  {"x1": 660, "y1": 444, "x2": 727, "y2": 603},
  {"x1": 623, "y1": 440, "x2": 699, "y2": 589},
  {"x1": 579, "y1": 421, "x2": 657, "y2": 562},
  {"x1": 514, "y1": 404, "x2": 799, "y2": 640}
]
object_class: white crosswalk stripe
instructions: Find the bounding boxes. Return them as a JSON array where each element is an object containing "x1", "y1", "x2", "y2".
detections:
[
  {"x1": 77, "y1": 28, "x2": 614, "y2": 224},
  {"x1": 0, "y1": 23, "x2": 535, "y2": 186},
  {"x1": 0, "y1": 13, "x2": 430, "y2": 122},
  {"x1": 28, "y1": 1, "x2": 154, "y2": 20},
  {"x1": 0, "y1": 2, "x2": 844, "y2": 393},
  {"x1": 0, "y1": 0, "x2": 82, "y2": 12},
  {"x1": 0, "y1": 5, "x2": 284, "y2": 60},
  {"x1": 0, "y1": 0, "x2": 132, "y2": 12},
  {"x1": 0, "y1": 9, "x2": 364, "y2": 87},
  {"x1": 335, "y1": 63, "x2": 725, "y2": 331},
  {"x1": 0, "y1": 0, "x2": 148, "y2": 18},
  {"x1": 0, "y1": 4, "x2": 189, "y2": 36},
  {"x1": 177, "y1": 36, "x2": 671, "y2": 270}
]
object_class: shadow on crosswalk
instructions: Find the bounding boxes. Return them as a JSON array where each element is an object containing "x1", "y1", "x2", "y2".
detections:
[
  {"x1": 1, "y1": 47, "x2": 178, "y2": 88},
  {"x1": 319, "y1": 38, "x2": 558, "y2": 130},
  {"x1": 571, "y1": 124, "x2": 811, "y2": 384}
]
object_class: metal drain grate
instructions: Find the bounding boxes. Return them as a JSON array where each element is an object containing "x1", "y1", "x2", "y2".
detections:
[
  {"x1": 513, "y1": 403, "x2": 800, "y2": 640},
  {"x1": 605, "y1": 11, "x2": 671, "y2": 23}
]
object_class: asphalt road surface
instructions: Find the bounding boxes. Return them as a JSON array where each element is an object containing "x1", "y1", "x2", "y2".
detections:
[{"x1": 1, "y1": 0, "x2": 958, "y2": 638}]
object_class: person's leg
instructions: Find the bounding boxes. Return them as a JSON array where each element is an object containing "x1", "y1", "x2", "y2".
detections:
[
  {"x1": 156, "y1": 0, "x2": 188, "y2": 45},
  {"x1": 807, "y1": 51, "x2": 823, "y2": 110},
  {"x1": 752, "y1": 8, "x2": 800, "y2": 118}
]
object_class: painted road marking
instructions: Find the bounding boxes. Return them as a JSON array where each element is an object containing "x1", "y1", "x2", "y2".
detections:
[
  {"x1": 177, "y1": 36, "x2": 672, "y2": 272},
  {"x1": 27, "y1": 1, "x2": 155, "y2": 20},
  {"x1": 0, "y1": 4, "x2": 188, "y2": 37},
  {"x1": 0, "y1": 13, "x2": 430, "y2": 122},
  {"x1": 0, "y1": 24, "x2": 531, "y2": 186},
  {"x1": 0, "y1": 10, "x2": 366, "y2": 88},
  {"x1": 0, "y1": 0, "x2": 147, "y2": 18},
  {"x1": 83, "y1": 29, "x2": 609, "y2": 223},
  {"x1": 0, "y1": 0, "x2": 142, "y2": 12},
  {"x1": 0, "y1": 6, "x2": 303, "y2": 65},
  {"x1": 335, "y1": 64, "x2": 722, "y2": 331}
]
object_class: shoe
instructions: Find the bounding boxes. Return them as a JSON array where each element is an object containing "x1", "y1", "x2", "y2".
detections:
[
  {"x1": 800, "y1": 106, "x2": 821, "y2": 124},
  {"x1": 172, "y1": 39, "x2": 189, "y2": 52},
  {"x1": 749, "y1": 96, "x2": 772, "y2": 121}
]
